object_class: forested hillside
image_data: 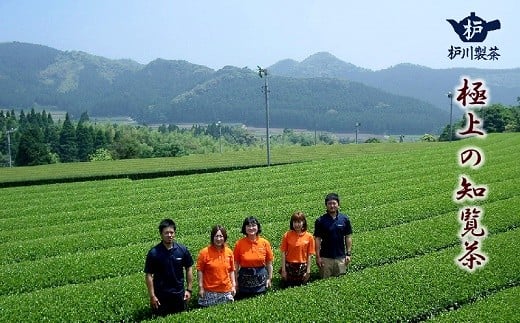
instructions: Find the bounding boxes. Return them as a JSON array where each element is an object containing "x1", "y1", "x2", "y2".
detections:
[
  {"x1": 3, "y1": 42, "x2": 518, "y2": 135},
  {"x1": 1, "y1": 42, "x2": 449, "y2": 134},
  {"x1": 269, "y1": 52, "x2": 520, "y2": 115},
  {"x1": 167, "y1": 66, "x2": 446, "y2": 134}
]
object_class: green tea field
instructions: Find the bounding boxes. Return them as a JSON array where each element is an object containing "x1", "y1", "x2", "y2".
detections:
[{"x1": 0, "y1": 133, "x2": 518, "y2": 322}]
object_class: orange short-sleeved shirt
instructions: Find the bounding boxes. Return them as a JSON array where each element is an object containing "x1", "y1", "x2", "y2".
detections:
[
  {"x1": 196, "y1": 245, "x2": 235, "y2": 292},
  {"x1": 280, "y1": 230, "x2": 315, "y2": 263},
  {"x1": 233, "y1": 236, "x2": 274, "y2": 268}
]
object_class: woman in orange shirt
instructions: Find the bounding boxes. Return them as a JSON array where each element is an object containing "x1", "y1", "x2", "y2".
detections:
[
  {"x1": 233, "y1": 216, "x2": 274, "y2": 299},
  {"x1": 196, "y1": 225, "x2": 236, "y2": 307},
  {"x1": 280, "y1": 211, "x2": 316, "y2": 287}
]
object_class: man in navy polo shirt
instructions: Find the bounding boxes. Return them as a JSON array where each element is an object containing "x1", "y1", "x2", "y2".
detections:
[
  {"x1": 314, "y1": 193, "x2": 353, "y2": 278},
  {"x1": 145, "y1": 219, "x2": 194, "y2": 316}
]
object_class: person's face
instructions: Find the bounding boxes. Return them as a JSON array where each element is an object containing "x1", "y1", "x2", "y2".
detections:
[
  {"x1": 160, "y1": 226, "x2": 175, "y2": 244},
  {"x1": 213, "y1": 230, "x2": 225, "y2": 247},
  {"x1": 326, "y1": 199, "x2": 339, "y2": 214},
  {"x1": 292, "y1": 220, "x2": 304, "y2": 232},
  {"x1": 245, "y1": 222, "x2": 258, "y2": 236}
]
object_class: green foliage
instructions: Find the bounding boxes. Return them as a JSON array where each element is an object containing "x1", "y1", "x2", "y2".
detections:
[
  {"x1": 270, "y1": 128, "x2": 319, "y2": 146},
  {"x1": 476, "y1": 104, "x2": 507, "y2": 133},
  {"x1": 2, "y1": 112, "x2": 264, "y2": 166},
  {"x1": 0, "y1": 138, "x2": 437, "y2": 184},
  {"x1": 439, "y1": 104, "x2": 520, "y2": 142},
  {"x1": 428, "y1": 286, "x2": 520, "y2": 322},
  {"x1": 365, "y1": 137, "x2": 381, "y2": 143},
  {"x1": 58, "y1": 113, "x2": 78, "y2": 162},
  {"x1": 439, "y1": 119, "x2": 464, "y2": 142},
  {"x1": 89, "y1": 148, "x2": 113, "y2": 161},
  {"x1": 420, "y1": 133, "x2": 437, "y2": 142},
  {"x1": 76, "y1": 119, "x2": 94, "y2": 161},
  {"x1": 0, "y1": 133, "x2": 518, "y2": 321},
  {"x1": 14, "y1": 125, "x2": 52, "y2": 166},
  {"x1": 8, "y1": 109, "x2": 388, "y2": 167},
  {"x1": 172, "y1": 230, "x2": 519, "y2": 322}
]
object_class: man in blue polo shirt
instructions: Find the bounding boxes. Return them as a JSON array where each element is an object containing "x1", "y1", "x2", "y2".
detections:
[
  {"x1": 144, "y1": 219, "x2": 194, "y2": 316},
  {"x1": 314, "y1": 193, "x2": 353, "y2": 278}
]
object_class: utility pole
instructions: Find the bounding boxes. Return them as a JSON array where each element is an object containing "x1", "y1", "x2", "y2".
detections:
[
  {"x1": 314, "y1": 106, "x2": 317, "y2": 145},
  {"x1": 447, "y1": 92, "x2": 454, "y2": 142},
  {"x1": 355, "y1": 122, "x2": 360, "y2": 144},
  {"x1": 258, "y1": 66, "x2": 270, "y2": 166},
  {"x1": 6, "y1": 128, "x2": 16, "y2": 167},
  {"x1": 217, "y1": 121, "x2": 222, "y2": 153}
]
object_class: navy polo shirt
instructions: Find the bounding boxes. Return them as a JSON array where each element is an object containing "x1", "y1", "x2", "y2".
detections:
[
  {"x1": 314, "y1": 212, "x2": 353, "y2": 259},
  {"x1": 144, "y1": 242, "x2": 194, "y2": 296}
]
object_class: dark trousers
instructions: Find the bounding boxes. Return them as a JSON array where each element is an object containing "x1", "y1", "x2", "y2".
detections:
[{"x1": 153, "y1": 292, "x2": 187, "y2": 317}]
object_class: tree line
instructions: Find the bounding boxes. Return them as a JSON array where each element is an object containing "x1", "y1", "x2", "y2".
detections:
[
  {"x1": 438, "y1": 102, "x2": 520, "y2": 141},
  {"x1": 2, "y1": 101, "x2": 517, "y2": 167},
  {"x1": 0, "y1": 109, "x2": 337, "y2": 167}
]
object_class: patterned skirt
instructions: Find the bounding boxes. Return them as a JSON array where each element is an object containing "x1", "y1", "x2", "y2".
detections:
[
  {"x1": 285, "y1": 262, "x2": 308, "y2": 282},
  {"x1": 198, "y1": 291, "x2": 234, "y2": 307},
  {"x1": 237, "y1": 266, "x2": 267, "y2": 294}
]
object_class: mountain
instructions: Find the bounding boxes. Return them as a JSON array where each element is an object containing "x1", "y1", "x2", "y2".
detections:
[
  {"x1": 269, "y1": 52, "x2": 369, "y2": 78},
  {"x1": 0, "y1": 42, "x2": 215, "y2": 121},
  {"x1": 0, "y1": 41, "x2": 484, "y2": 134},
  {"x1": 165, "y1": 65, "x2": 446, "y2": 134},
  {"x1": 268, "y1": 52, "x2": 520, "y2": 116}
]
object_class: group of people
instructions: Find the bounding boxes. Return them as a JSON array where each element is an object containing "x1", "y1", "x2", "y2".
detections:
[{"x1": 144, "y1": 193, "x2": 353, "y2": 317}]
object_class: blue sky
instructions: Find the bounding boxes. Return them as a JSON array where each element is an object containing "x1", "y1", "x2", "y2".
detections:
[{"x1": 0, "y1": 0, "x2": 517, "y2": 71}]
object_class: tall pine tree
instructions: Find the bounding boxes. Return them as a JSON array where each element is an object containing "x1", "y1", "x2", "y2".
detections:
[
  {"x1": 58, "y1": 113, "x2": 77, "y2": 162},
  {"x1": 15, "y1": 125, "x2": 51, "y2": 166},
  {"x1": 76, "y1": 113, "x2": 94, "y2": 161}
]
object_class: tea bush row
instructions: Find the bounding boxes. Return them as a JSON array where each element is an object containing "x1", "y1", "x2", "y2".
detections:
[
  {"x1": 1, "y1": 161, "x2": 517, "y2": 264},
  {"x1": 0, "y1": 134, "x2": 517, "y2": 321},
  {"x1": 168, "y1": 229, "x2": 520, "y2": 323},
  {"x1": 2, "y1": 153, "x2": 514, "y2": 232},
  {"x1": 2, "y1": 227, "x2": 516, "y2": 322},
  {"x1": 2, "y1": 137, "x2": 516, "y2": 229},
  {"x1": 2, "y1": 194, "x2": 518, "y2": 299},
  {"x1": 428, "y1": 286, "x2": 520, "y2": 322},
  {"x1": 0, "y1": 140, "x2": 439, "y2": 185}
]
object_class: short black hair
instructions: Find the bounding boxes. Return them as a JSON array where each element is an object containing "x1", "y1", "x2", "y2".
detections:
[
  {"x1": 241, "y1": 216, "x2": 262, "y2": 235},
  {"x1": 325, "y1": 193, "x2": 340, "y2": 205},
  {"x1": 158, "y1": 219, "x2": 176, "y2": 234}
]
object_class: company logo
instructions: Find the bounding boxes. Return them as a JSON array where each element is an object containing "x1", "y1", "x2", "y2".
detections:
[
  {"x1": 447, "y1": 12, "x2": 501, "y2": 42},
  {"x1": 446, "y1": 12, "x2": 502, "y2": 63}
]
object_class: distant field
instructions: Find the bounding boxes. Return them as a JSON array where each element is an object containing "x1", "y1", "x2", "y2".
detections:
[
  {"x1": 244, "y1": 126, "x2": 423, "y2": 142},
  {"x1": 1, "y1": 107, "x2": 68, "y2": 122},
  {"x1": 0, "y1": 141, "x2": 433, "y2": 185},
  {"x1": 0, "y1": 133, "x2": 518, "y2": 322}
]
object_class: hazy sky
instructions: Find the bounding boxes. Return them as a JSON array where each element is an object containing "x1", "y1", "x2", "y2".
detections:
[{"x1": 1, "y1": 0, "x2": 517, "y2": 71}]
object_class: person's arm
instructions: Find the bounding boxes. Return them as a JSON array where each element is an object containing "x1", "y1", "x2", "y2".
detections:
[
  {"x1": 184, "y1": 266, "x2": 193, "y2": 301},
  {"x1": 265, "y1": 261, "x2": 273, "y2": 288},
  {"x1": 280, "y1": 233, "x2": 287, "y2": 280},
  {"x1": 304, "y1": 254, "x2": 312, "y2": 282},
  {"x1": 145, "y1": 273, "x2": 160, "y2": 310},
  {"x1": 229, "y1": 270, "x2": 236, "y2": 296},
  {"x1": 234, "y1": 260, "x2": 240, "y2": 289},
  {"x1": 345, "y1": 234, "x2": 352, "y2": 264},
  {"x1": 315, "y1": 236, "x2": 323, "y2": 268},
  {"x1": 280, "y1": 253, "x2": 287, "y2": 280},
  {"x1": 264, "y1": 239, "x2": 274, "y2": 288},
  {"x1": 197, "y1": 270, "x2": 204, "y2": 298}
]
